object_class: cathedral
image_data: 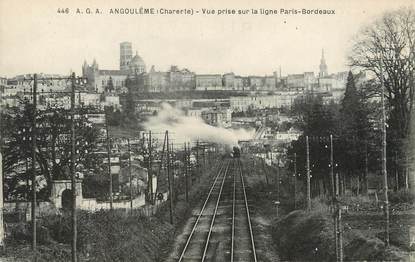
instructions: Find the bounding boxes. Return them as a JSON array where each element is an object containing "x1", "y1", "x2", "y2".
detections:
[
  {"x1": 319, "y1": 49, "x2": 328, "y2": 78},
  {"x1": 82, "y1": 42, "x2": 146, "y2": 93}
]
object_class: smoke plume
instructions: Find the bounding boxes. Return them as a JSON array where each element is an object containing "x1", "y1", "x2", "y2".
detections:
[{"x1": 143, "y1": 103, "x2": 254, "y2": 146}]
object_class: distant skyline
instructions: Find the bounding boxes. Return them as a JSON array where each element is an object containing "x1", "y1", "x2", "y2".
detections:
[{"x1": 0, "y1": 0, "x2": 413, "y2": 77}]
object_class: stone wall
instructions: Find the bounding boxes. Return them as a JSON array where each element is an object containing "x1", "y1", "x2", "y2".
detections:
[{"x1": 80, "y1": 194, "x2": 146, "y2": 211}]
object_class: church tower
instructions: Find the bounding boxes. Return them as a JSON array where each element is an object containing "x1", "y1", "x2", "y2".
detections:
[
  {"x1": 319, "y1": 49, "x2": 328, "y2": 78},
  {"x1": 120, "y1": 42, "x2": 133, "y2": 71}
]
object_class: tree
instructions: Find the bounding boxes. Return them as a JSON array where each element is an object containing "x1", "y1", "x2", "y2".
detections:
[
  {"x1": 106, "y1": 77, "x2": 115, "y2": 93},
  {"x1": 3, "y1": 102, "x2": 101, "y2": 200},
  {"x1": 288, "y1": 93, "x2": 339, "y2": 196},
  {"x1": 349, "y1": 7, "x2": 415, "y2": 148},
  {"x1": 338, "y1": 72, "x2": 374, "y2": 193}
]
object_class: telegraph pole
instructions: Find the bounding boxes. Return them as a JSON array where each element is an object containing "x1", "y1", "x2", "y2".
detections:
[
  {"x1": 127, "y1": 138, "x2": 133, "y2": 211},
  {"x1": 365, "y1": 143, "x2": 369, "y2": 194},
  {"x1": 188, "y1": 142, "x2": 191, "y2": 187},
  {"x1": 31, "y1": 73, "x2": 38, "y2": 258},
  {"x1": 338, "y1": 207, "x2": 343, "y2": 262},
  {"x1": 306, "y1": 135, "x2": 311, "y2": 211},
  {"x1": 202, "y1": 144, "x2": 206, "y2": 170},
  {"x1": 166, "y1": 131, "x2": 173, "y2": 224},
  {"x1": 406, "y1": 155, "x2": 409, "y2": 190},
  {"x1": 19, "y1": 73, "x2": 87, "y2": 261},
  {"x1": 0, "y1": 103, "x2": 4, "y2": 250},
  {"x1": 330, "y1": 135, "x2": 335, "y2": 198},
  {"x1": 380, "y1": 54, "x2": 390, "y2": 247},
  {"x1": 148, "y1": 131, "x2": 153, "y2": 204},
  {"x1": 184, "y1": 143, "x2": 189, "y2": 202},
  {"x1": 276, "y1": 159, "x2": 280, "y2": 202},
  {"x1": 196, "y1": 140, "x2": 199, "y2": 182},
  {"x1": 171, "y1": 142, "x2": 175, "y2": 202},
  {"x1": 70, "y1": 73, "x2": 78, "y2": 262},
  {"x1": 395, "y1": 151, "x2": 399, "y2": 192},
  {"x1": 329, "y1": 134, "x2": 339, "y2": 261},
  {"x1": 0, "y1": 152, "x2": 3, "y2": 250},
  {"x1": 105, "y1": 113, "x2": 113, "y2": 210},
  {"x1": 293, "y1": 153, "x2": 297, "y2": 209}
]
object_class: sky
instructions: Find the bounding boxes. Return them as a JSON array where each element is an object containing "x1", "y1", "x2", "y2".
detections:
[{"x1": 0, "y1": 0, "x2": 413, "y2": 77}]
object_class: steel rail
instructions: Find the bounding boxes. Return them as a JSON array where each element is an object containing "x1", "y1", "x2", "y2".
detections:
[
  {"x1": 201, "y1": 161, "x2": 230, "y2": 261},
  {"x1": 177, "y1": 160, "x2": 228, "y2": 262},
  {"x1": 231, "y1": 159, "x2": 236, "y2": 262},
  {"x1": 238, "y1": 159, "x2": 258, "y2": 262}
]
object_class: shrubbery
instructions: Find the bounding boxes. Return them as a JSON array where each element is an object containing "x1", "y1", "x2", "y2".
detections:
[
  {"x1": 3, "y1": 159, "x2": 221, "y2": 261},
  {"x1": 389, "y1": 190, "x2": 415, "y2": 204},
  {"x1": 271, "y1": 210, "x2": 335, "y2": 261},
  {"x1": 5, "y1": 210, "x2": 175, "y2": 261}
]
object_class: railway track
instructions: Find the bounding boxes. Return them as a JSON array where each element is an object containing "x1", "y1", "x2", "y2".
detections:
[{"x1": 176, "y1": 158, "x2": 257, "y2": 262}]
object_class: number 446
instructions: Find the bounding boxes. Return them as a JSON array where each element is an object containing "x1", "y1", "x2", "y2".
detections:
[{"x1": 57, "y1": 8, "x2": 69, "y2": 14}]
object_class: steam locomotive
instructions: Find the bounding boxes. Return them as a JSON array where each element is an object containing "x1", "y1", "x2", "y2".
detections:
[{"x1": 232, "y1": 146, "x2": 241, "y2": 158}]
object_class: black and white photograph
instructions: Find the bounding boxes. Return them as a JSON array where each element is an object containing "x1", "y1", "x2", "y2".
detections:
[{"x1": 0, "y1": 0, "x2": 415, "y2": 261}]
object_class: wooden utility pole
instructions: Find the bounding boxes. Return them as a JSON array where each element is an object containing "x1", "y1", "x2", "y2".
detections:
[
  {"x1": 262, "y1": 158, "x2": 269, "y2": 185},
  {"x1": 196, "y1": 140, "x2": 199, "y2": 182},
  {"x1": 70, "y1": 73, "x2": 78, "y2": 262},
  {"x1": 329, "y1": 134, "x2": 339, "y2": 261},
  {"x1": 365, "y1": 143, "x2": 369, "y2": 195},
  {"x1": 188, "y1": 142, "x2": 192, "y2": 187},
  {"x1": 276, "y1": 159, "x2": 280, "y2": 202},
  {"x1": 338, "y1": 206, "x2": 343, "y2": 262},
  {"x1": 148, "y1": 131, "x2": 153, "y2": 204},
  {"x1": 406, "y1": 155, "x2": 409, "y2": 190},
  {"x1": 105, "y1": 113, "x2": 113, "y2": 210},
  {"x1": 202, "y1": 144, "x2": 206, "y2": 170},
  {"x1": 31, "y1": 73, "x2": 38, "y2": 258},
  {"x1": 380, "y1": 54, "x2": 390, "y2": 247},
  {"x1": 26, "y1": 159, "x2": 29, "y2": 202},
  {"x1": 171, "y1": 142, "x2": 175, "y2": 201},
  {"x1": 20, "y1": 73, "x2": 87, "y2": 261},
  {"x1": 0, "y1": 123, "x2": 4, "y2": 250},
  {"x1": 306, "y1": 135, "x2": 311, "y2": 211},
  {"x1": 293, "y1": 153, "x2": 297, "y2": 209},
  {"x1": 184, "y1": 143, "x2": 189, "y2": 202},
  {"x1": 330, "y1": 135, "x2": 335, "y2": 198},
  {"x1": 335, "y1": 170, "x2": 340, "y2": 262},
  {"x1": 127, "y1": 138, "x2": 133, "y2": 211},
  {"x1": 395, "y1": 151, "x2": 399, "y2": 192},
  {"x1": 166, "y1": 131, "x2": 173, "y2": 224}
]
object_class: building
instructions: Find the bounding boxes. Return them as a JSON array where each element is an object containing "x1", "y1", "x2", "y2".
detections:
[
  {"x1": 166, "y1": 66, "x2": 195, "y2": 92},
  {"x1": 0, "y1": 77, "x2": 7, "y2": 87},
  {"x1": 2, "y1": 74, "x2": 74, "y2": 109},
  {"x1": 104, "y1": 94, "x2": 121, "y2": 109},
  {"x1": 234, "y1": 76, "x2": 244, "y2": 90},
  {"x1": 82, "y1": 59, "x2": 129, "y2": 93},
  {"x1": 82, "y1": 42, "x2": 146, "y2": 93},
  {"x1": 230, "y1": 92, "x2": 299, "y2": 112},
  {"x1": 129, "y1": 65, "x2": 195, "y2": 93},
  {"x1": 319, "y1": 49, "x2": 328, "y2": 78},
  {"x1": 78, "y1": 92, "x2": 101, "y2": 108},
  {"x1": 223, "y1": 73, "x2": 235, "y2": 90},
  {"x1": 201, "y1": 108, "x2": 232, "y2": 128},
  {"x1": 223, "y1": 73, "x2": 244, "y2": 91},
  {"x1": 128, "y1": 52, "x2": 146, "y2": 74},
  {"x1": 195, "y1": 74, "x2": 222, "y2": 91},
  {"x1": 230, "y1": 95, "x2": 278, "y2": 111},
  {"x1": 248, "y1": 76, "x2": 263, "y2": 91},
  {"x1": 286, "y1": 72, "x2": 316, "y2": 91},
  {"x1": 185, "y1": 108, "x2": 204, "y2": 120},
  {"x1": 120, "y1": 42, "x2": 133, "y2": 71},
  {"x1": 274, "y1": 128, "x2": 302, "y2": 142},
  {"x1": 264, "y1": 76, "x2": 276, "y2": 90},
  {"x1": 145, "y1": 67, "x2": 169, "y2": 92}
]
